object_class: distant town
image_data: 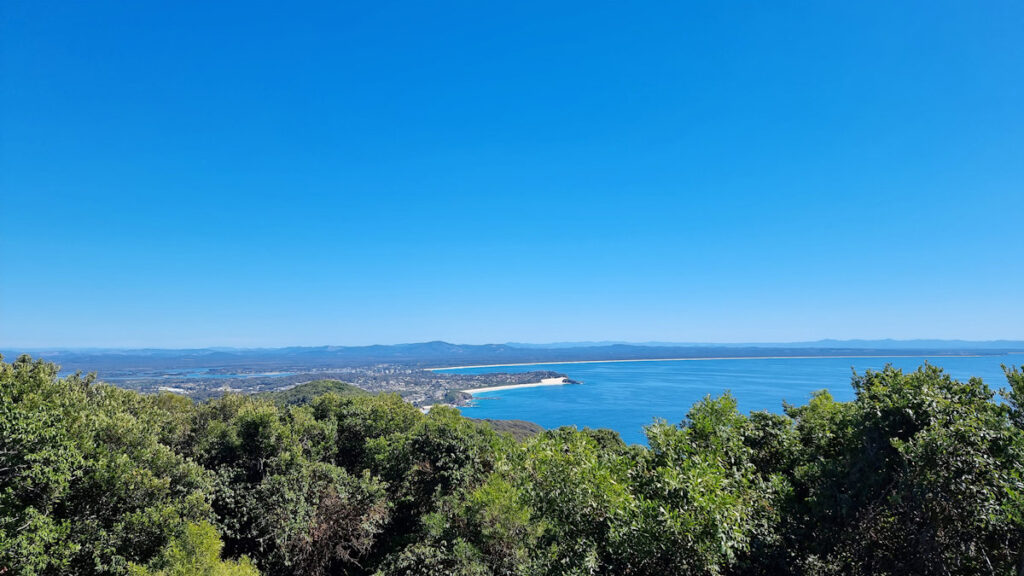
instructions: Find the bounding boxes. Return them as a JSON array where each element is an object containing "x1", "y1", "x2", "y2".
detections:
[
  {"x1": 4, "y1": 340, "x2": 1021, "y2": 407},
  {"x1": 121, "y1": 365, "x2": 569, "y2": 407}
]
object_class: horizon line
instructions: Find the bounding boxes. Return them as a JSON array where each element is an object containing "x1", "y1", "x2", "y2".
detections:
[
  {"x1": 3, "y1": 337, "x2": 1024, "y2": 353},
  {"x1": 428, "y1": 353, "x2": 1003, "y2": 372}
]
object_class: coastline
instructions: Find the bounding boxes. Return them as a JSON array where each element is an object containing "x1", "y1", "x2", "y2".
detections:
[
  {"x1": 429, "y1": 353, "x2": 989, "y2": 372},
  {"x1": 462, "y1": 377, "x2": 570, "y2": 395}
]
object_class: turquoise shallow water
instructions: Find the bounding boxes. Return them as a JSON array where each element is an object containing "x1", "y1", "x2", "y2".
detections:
[{"x1": 446, "y1": 354, "x2": 1024, "y2": 445}]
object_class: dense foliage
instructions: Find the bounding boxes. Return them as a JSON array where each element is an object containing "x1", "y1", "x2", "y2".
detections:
[
  {"x1": 468, "y1": 419, "x2": 545, "y2": 442},
  {"x1": 260, "y1": 380, "x2": 370, "y2": 406},
  {"x1": 2, "y1": 354, "x2": 1022, "y2": 575}
]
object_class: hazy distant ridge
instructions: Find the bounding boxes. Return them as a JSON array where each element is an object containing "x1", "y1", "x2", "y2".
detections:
[
  {"x1": 507, "y1": 339, "x2": 1024, "y2": 350},
  {"x1": 5, "y1": 339, "x2": 1023, "y2": 375}
]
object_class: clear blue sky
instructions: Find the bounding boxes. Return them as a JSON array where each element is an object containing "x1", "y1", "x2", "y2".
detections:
[{"x1": 2, "y1": 1, "x2": 1022, "y2": 348}]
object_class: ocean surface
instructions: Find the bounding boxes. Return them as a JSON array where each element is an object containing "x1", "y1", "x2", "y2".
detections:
[{"x1": 445, "y1": 354, "x2": 1024, "y2": 445}]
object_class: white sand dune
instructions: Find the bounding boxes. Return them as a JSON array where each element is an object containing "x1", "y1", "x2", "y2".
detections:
[{"x1": 462, "y1": 377, "x2": 570, "y2": 395}]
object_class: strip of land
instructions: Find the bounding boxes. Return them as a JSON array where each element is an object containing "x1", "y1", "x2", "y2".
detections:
[
  {"x1": 462, "y1": 377, "x2": 570, "y2": 395},
  {"x1": 431, "y1": 353, "x2": 987, "y2": 371}
]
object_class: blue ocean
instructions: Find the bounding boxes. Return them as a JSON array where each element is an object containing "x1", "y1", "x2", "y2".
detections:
[{"x1": 446, "y1": 354, "x2": 1024, "y2": 445}]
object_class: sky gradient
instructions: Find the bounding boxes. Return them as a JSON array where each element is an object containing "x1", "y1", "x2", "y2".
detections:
[{"x1": 2, "y1": 1, "x2": 1022, "y2": 348}]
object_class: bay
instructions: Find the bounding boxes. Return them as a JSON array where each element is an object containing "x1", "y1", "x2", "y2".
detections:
[{"x1": 445, "y1": 354, "x2": 1024, "y2": 444}]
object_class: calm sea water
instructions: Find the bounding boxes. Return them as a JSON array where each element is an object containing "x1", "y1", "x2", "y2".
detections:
[{"x1": 446, "y1": 354, "x2": 1024, "y2": 445}]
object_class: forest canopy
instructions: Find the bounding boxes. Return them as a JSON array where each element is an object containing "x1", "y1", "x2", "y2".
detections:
[{"x1": 2, "y1": 354, "x2": 1022, "y2": 575}]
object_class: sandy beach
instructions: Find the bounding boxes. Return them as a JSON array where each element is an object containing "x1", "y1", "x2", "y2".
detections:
[
  {"x1": 462, "y1": 377, "x2": 570, "y2": 395},
  {"x1": 430, "y1": 353, "x2": 985, "y2": 372}
]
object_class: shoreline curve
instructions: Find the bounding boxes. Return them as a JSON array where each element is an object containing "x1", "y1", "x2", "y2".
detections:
[
  {"x1": 462, "y1": 377, "x2": 570, "y2": 395},
  {"x1": 430, "y1": 353, "x2": 989, "y2": 372}
]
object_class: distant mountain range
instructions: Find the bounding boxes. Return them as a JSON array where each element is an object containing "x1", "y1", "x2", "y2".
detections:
[
  {"x1": 4, "y1": 339, "x2": 1023, "y2": 375},
  {"x1": 507, "y1": 339, "x2": 1024, "y2": 350}
]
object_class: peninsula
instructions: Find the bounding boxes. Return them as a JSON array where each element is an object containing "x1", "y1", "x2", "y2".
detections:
[{"x1": 462, "y1": 376, "x2": 576, "y2": 395}]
